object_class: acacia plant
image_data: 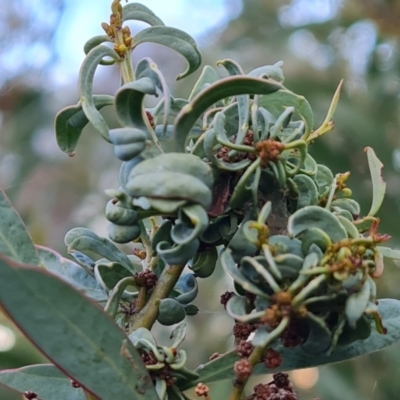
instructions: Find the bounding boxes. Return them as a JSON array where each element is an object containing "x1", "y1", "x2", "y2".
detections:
[{"x1": 1, "y1": 2, "x2": 400, "y2": 400}]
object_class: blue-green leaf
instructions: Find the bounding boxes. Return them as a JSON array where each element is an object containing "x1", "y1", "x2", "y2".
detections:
[
  {"x1": 170, "y1": 323, "x2": 187, "y2": 348},
  {"x1": 189, "y1": 247, "x2": 218, "y2": 278},
  {"x1": 226, "y1": 295, "x2": 263, "y2": 323},
  {"x1": 174, "y1": 273, "x2": 198, "y2": 305},
  {"x1": 313, "y1": 164, "x2": 334, "y2": 196},
  {"x1": 0, "y1": 254, "x2": 158, "y2": 400},
  {"x1": 132, "y1": 26, "x2": 202, "y2": 80},
  {"x1": 157, "y1": 298, "x2": 186, "y2": 326},
  {"x1": 365, "y1": 147, "x2": 386, "y2": 216},
  {"x1": 248, "y1": 61, "x2": 285, "y2": 83},
  {"x1": 122, "y1": 2, "x2": 165, "y2": 26},
  {"x1": 220, "y1": 250, "x2": 268, "y2": 298},
  {"x1": 174, "y1": 76, "x2": 283, "y2": 152},
  {"x1": 377, "y1": 246, "x2": 400, "y2": 260},
  {"x1": 188, "y1": 65, "x2": 220, "y2": 101},
  {"x1": 114, "y1": 77, "x2": 157, "y2": 133},
  {"x1": 79, "y1": 45, "x2": 119, "y2": 141},
  {"x1": 109, "y1": 128, "x2": 147, "y2": 161},
  {"x1": 0, "y1": 190, "x2": 40, "y2": 265},
  {"x1": 171, "y1": 205, "x2": 209, "y2": 245},
  {"x1": 37, "y1": 246, "x2": 105, "y2": 302},
  {"x1": 65, "y1": 228, "x2": 134, "y2": 274},
  {"x1": 259, "y1": 89, "x2": 314, "y2": 140},
  {"x1": 293, "y1": 174, "x2": 318, "y2": 209},
  {"x1": 180, "y1": 299, "x2": 400, "y2": 388},
  {"x1": 94, "y1": 261, "x2": 134, "y2": 291},
  {"x1": 128, "y1": 152, "x2": 214, "y2": 189},
  {"x1": 157, "y1": 239, "x2": 200, "y2": 265},
  {"x1": 0, "y1": 364, "x2": 85, "y2": 400},
  {"x1": 345, "y1": 280, "x2": 371, "y2": 328},
  {"x1": 55, "y1": 95, "x2": 114, "y2": 156},
  {"x1": 136, "y1": 57, "x2": 171, "y2": 135},
  {"x1": 83, "y1": 35, "x2": 114, "y2": 65},
  {"x1": 126, "y1": 172, "x2": 212, "y2": 210},
  {"x1": 331, "y1": 198, "x2": 360, "y2": 218},
  {"x1": 288, "y1": 205, "x2": 347, "y2": 242}
]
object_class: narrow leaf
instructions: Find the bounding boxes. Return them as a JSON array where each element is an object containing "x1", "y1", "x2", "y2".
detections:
[
  {"x1": 0, "y1": 190, "x2": 40, "y2": 265},
  {"x1": 0, "y1": 364, "x2": 85, "y2": 400},
  {"x1": 122, "y1": 2, "x2": 165, "y2": 26},
  {"x1": 220, "y1": 249, "x2": 268, "y2": 298},
  {"x1": 83, "y1": 35, "x2": 114, "y2": 66},
  {"x1": 135, "y1": 58, "x2": 171, "y2": 135},
  {"x1": 0, "y1": 254, "x2": 158, "y2": 400},
  {"x1": 170, "y1": 323, "x2": 187, "y2": 348},
  {"x1": 55, "y1": 95, "x2": 114, "y2": 156},
  {"x1": 377, "y1": 246, "x2": 400, "y2": 260},
  {"x1": 79, "y1": 45, "x2": 119, "y2": 141},
  {"x1": 132, "y1": 26, "x2": 202, "y2": 80},
  {"x1": 258, "y1": 89, "x2": 314, "y2": 140},
  {"x1": 345, "y1": 280, "x2": 370, "y2": 328},
  {"x1": 365, "y1": 147, "x2": 386, "y2": 216},
  {"x1": 174, "y1": 76, "x2": 282, "y2": 152},
  {"x1": 188, "y1": 65, "x2": 220, "y2": 101},
  {"x1": 217, "y1": 59, "x2": 250, "y2": 146},
  {"x1": 114, "y1": 77, "x2": 157, "y2": 134},
  {"x1": 65, "y1": 227, "x2": 134, "y2": 274}
]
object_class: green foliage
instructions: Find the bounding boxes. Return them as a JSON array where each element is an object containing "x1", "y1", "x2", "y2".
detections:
[
  {"x1": 0, "y1": 365, "x2": 86, "y2": 400},
  {"x1": 1, "y1": 1, "x2": 400, "y2": 400}
]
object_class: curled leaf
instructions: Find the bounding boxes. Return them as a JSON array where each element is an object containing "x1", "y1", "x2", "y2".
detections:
[
  {"x1": 79, "y1": 45, "x2": 119, "y2": 141},
  {"x1": 122, "y1": 2, "x2": 165, "y2": 26},
  {"x1": 174, "y1": 76, "x2": 283, "y2": 152},
  {"x1": 190, "y1": 247, "x2": 218, "y2": 278},
  {"x1": 171, "y1": 205, "x2": 209, "y2": 245},
  {"x1": 288, "y1": 205, "x2": 347, "y2": 242},
  {"x1": 174, "y1": 273, "x2": 198, "y2": 305},
  {"x1": 114, "y1": 77, "x2": 157, "y2": 134},
  {"x1": 132, "y1": 26, "x2": 202, "y2": 80},
  {"x1": 55, "y1": 95, "x2": 114, "y2": 156},
  {"x1": 156, "y1": 239, "x2": 200, "y2": 265},
  {"x1": 157, "y1": 298, "x2": 186, "y2": 326},
  {"x1": 136, "y1": 57, "x2": 171, "y2": 134},
  {"x1": 109, "y1": 128, "x2": 148, "y2": 161},
  {"x1": 248, "y1": 61, "x2": 285, "y2": 83},
  {"x1": 128, "y1": 152, "x2": 214, "y2": 189},
  {"x1": 83, "y1": 35, "x2": 114, "y2": 65},
  {"x1": 259, "y1": 89, "x2": 314, "y2": 140},
  {"x1": 126, "y1": 171, "x2": 213, "y2": 210},
  {"x1": 65, "y1": 228, "x2": 134, "y2": 273},
  {"x1": 293, "y1": 174, "x2": 318, "y2": 209}
]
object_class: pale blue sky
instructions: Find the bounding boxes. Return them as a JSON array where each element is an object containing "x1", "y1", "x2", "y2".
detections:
[{"x1": 53, "y1": 0, "x2": 242, "y2": 82}]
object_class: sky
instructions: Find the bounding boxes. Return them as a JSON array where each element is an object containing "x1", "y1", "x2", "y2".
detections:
[{"x1": 52, "y1": 0, "x2": 242, "y2": 83}]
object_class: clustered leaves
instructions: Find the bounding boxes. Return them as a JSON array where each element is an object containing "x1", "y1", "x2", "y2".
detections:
[{"x1": 1, "y1": 1, "x2": 400, "y2": 400}]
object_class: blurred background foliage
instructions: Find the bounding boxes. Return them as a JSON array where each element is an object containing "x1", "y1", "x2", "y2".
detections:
[{"x1": 1, "y1": 0, "x2": 400, "y2": 399}]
